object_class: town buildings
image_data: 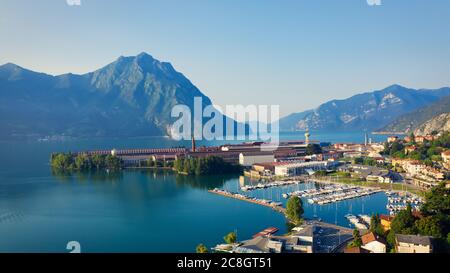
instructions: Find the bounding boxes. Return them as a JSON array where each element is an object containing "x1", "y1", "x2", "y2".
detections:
[
  {"x1": 395, "y1": 234, "x2": 433, "y2": 253},
  {"x1": 347, "y1": 165, "x2": 402, "y2": 183},
  {"x1": 391, "y1": 158, "x2": 445, "y2": 187}
]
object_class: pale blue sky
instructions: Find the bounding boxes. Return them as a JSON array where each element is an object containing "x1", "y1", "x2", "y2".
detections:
[{"x1": 1, "y1": 0, "x2": 450, "y2": 117}]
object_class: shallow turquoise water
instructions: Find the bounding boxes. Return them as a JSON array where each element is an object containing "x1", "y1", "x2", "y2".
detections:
[{"x1": 0, "y1": 132, "x2": 389, "y2": 252}]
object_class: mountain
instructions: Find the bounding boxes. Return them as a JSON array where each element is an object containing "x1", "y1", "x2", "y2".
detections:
[
  {"x1": 0, "y1": 53, "x2": 231, "y2": 139},
  {"x1": 413, "y1": 113, "x2": 450, "y2": 135},
  {"x1": 278, "y1": 85, "x2": 450, "y2": 132},
  {"x1": 380, "y1": 94, "x2": 450, "y2": 133}
]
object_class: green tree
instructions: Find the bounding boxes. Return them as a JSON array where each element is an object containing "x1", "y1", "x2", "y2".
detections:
[
  {"x1": 105, "y1": 155, "x2": 121, "y2": 170},
  {"x1": 386, "y1": 230, "x2": 397, "y2": 249},
  {"x1": 415, "y1": 216, "x2": 443, "y2": 238},
  {"x1": 421, "y1": 182, "x2": 450, "y2": 217},
  {"x1": 390, "y1": 203, "x2": 416, "y2": 234},
  {"x1": 306, "y1": 144, "x2": 322, "y2": 155},
  {"x1": 50, "y1": 153, "x2": 75, "y2": 170},
  {"x1": 188, "y1": 158, "x2": 196, "y2": 174},
  {"x1": 391, "y1": 141, "x2": 404, "y2": 154},
  {"x1": 74, "y1": 154, "x2": 90, "y2": 170},
  {"x1": 196, "y1": 243, "x2": 209, "y2": 253},
  {"x1": 408, "y1": 151, "x2": 423, "y2": 161},
  {"x1": 409, "y1": 132, "x2": 415, "y2": 144},
  {"x1": 286, "y1": 196, "x2": 304, "y2": 224},
  {"x1": 420, "y1": 182, "x2": 450, "y2": 238},
  {"x1": 91, "y1": 154, "x2": 105, "y2": 169},
  {"x1": 148, "y1": 157, "x2": 155, "y2": 167},
  {"x1": 195, "y1": 158, "x2": 203, "y2": 175},
  {"x1": 392, "y1": 151, "x2": 406, "y2": 159},
  {"x1": 183, "y1": 159, "x2": 190, "y2": 174},
  {"x1": 352, "y1": 157, "x2": 364, "y2": 165},
  {"x1": 370, "y1": 214, "x2": 385, "y2": 237},
  {"x1": 423, "y1": 159, "x2": 433, "y2": 167},
  {"x1": 223, "y1": 232, "x2": 237, "y2": 244},
  {"x1": 173, "y1": 158, "x2": 183, "y2": 171},
  {"x1": 363, "y1": 157, "x2": 376, "y2": 166},
  {"x1": 348, "y1": 228, "x2": 362, "y2": 247}
]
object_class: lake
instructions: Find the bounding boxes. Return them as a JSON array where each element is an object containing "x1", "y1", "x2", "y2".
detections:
[{"x1": 0, "y1": 131, "x2": 390, "y2": 252}]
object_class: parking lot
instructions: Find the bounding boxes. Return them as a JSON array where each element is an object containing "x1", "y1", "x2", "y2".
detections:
[{"x1": 306, "y1": 220, "x2": 353, "y2": 253}]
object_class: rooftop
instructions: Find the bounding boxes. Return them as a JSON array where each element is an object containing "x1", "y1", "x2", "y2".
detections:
[
  {"x1": 395, "y1": 234, "x2": 433, "y2": 246},
  {"x1": 344, "y1": 246, "x2": 370, "y2": 253},
  {"x1": 361, "y1": 232, "x2": 386, "y2": 245}
]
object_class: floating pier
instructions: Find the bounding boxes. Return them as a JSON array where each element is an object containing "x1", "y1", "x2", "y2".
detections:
[
  {"x1": 208, "y1": 188, "x2": 286, "y2": 214},
  {"x1": 241, "y1": 180, "x2": 303, "y2": 192}
]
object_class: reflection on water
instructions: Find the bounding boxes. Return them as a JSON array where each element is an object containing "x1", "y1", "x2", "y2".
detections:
[
  {"x1": 174, "y1": 174, "x2": 230, "y2": 190},
  {"x1": 52, "y1": 169, "x2": 124, "y2": 183},
  {"x1": 51, "y1": 168, "x2": 229, "y2": 190}
]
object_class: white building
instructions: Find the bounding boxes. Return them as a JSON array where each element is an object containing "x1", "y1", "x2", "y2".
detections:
[
  {"x1": 274, "y1": 161, "x2": 338, "y2": 177},
  {"x1": 361, "y1": 232, "x2": 386, "y2": 253},
  {"x1": 239, "y1": 152, "x2": 275, "y2": 167}
]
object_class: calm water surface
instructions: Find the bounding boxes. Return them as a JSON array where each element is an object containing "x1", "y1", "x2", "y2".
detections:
[{"x1": 0, "y1": 132, "x2": 389, "y2": 252}]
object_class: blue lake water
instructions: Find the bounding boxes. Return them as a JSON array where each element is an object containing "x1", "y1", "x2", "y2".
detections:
[{"x1": 0, "y1": 131, "x2": 390, "y2": 252}]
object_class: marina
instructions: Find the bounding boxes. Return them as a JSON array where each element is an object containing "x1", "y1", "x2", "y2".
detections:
[
  {"x1": 283, "y1": 184, "x2": 383, "y2": 205},
  {"x1": 386, "y1": 191, "x2": 423, "y2": 215}
]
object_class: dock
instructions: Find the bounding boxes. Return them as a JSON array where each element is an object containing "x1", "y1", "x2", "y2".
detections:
[
  {"x1": 208, "y1": 189, "x2": 286, "y2": 214},
  {"x1": 241, "y1": 180, "x2": 303, "y2": 192}
]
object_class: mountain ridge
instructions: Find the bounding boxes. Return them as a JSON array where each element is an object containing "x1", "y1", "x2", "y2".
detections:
[
  {"x1": 278, "y1": 84, "x2": 450, "y2": 132},
  {"x1": 414, "y1": 113, "x2": 450, "y2": 135},
  {"x1": 0, "y1": 53, "x2": 223, "y2": 139},
  {"x1": 379, "y1": 94, "x2": 450, "y2": 133}
]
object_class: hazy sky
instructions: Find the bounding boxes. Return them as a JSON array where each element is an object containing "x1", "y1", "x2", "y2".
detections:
[{"x1": 1, "y1": 0, "x2": 450, "y2": 118}]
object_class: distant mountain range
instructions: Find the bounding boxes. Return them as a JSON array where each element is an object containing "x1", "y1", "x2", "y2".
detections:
[
  {"x1": 380, "y1": 94, "x2": 450, "y2": 133},
  {"x1": 279, "y1": 85, "x2": 450, "y2": 132},
  {"x1": 0, "y1": 53, "x2": 235, "y2": 139},
  {"x1": 2, "y1": 54, "x2": 450, "y2": 139}
]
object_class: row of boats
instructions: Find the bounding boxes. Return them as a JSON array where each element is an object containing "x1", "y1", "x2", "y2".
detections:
[
  {"x1": 385, "y1": 192, "x2": 423, "y2": 215},
  {"x1": 241, "y1": 180, "x2": 302, "y2": 192},
  {"x1": 282, "y1": 185, "x2": 382, "y2": 205},
  {"x1": 210, "y1": 188, "x2": 283, "y2": 208},
  {"x1": 345, "y1": 214, "x2": 371, "y2": 230}
]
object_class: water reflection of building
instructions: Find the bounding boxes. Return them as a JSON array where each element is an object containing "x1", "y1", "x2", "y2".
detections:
[{"x1": 239, "y1": 176, "x2": 246, "y2": 187}]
